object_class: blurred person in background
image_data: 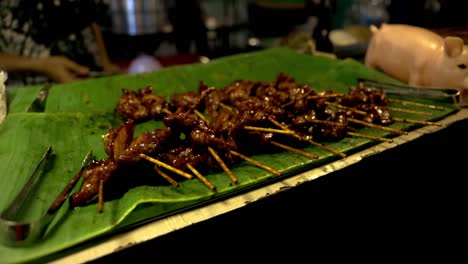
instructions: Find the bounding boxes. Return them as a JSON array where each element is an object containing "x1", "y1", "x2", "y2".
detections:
[
  {"x1": 166, "y1": 0, "x2": 209, "y2": 56},
  {"x1": 0, "y1": 0, "x2": 120, "y2": 88}
]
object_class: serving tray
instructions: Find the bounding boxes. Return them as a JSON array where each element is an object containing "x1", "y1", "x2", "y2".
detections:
[{"x1": 0, "y1": 48, "x2": 460, "y2": 263}]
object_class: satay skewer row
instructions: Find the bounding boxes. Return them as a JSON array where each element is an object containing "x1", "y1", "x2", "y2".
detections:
[
  {"x1": 112, "y1": 75, "x2": 440, "y2": 191},
  {"x1": 352, "y1": 82, "x2": 447, "y2": 111},
  {"x1": 304, "y1": 119, "x2": 393, "y2": 143},
  {"x1": 76, "y1": 73, "x2": 451, "y2": 213},
  {"x1": 325, "y1": 101, "x2": 439, "y2": 129},
  {"x1": 213, "y1": 102, "x2": 323, "y2": 159},
  {"x1": 166, "y1": 93, "x2": 297, "y2": 183},
  {"x1": 341, "y1": 101, "x2": 442, "y2": 126},
  {"x1": 193, "y1": 100, "x2": 317, "y2": 161},
  {"x1": 186, "y1": 163, "x2": 216, "y2": 190},
  {"x1": 267, "y1": 117, "x2": 347, "y2": 158},
  {"x1": 164, "y1": 107, "x2": 282, "y2": 182},
  {"x1": 175, "y1": 105, "x2": 291, "y2": 184}
]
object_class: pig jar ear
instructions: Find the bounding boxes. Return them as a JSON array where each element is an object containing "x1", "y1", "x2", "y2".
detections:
[{"x1": 444, "y1": 36, "x2": 464, "y2": 57}]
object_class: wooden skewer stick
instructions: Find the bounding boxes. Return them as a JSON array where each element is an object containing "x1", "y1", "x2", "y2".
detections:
[
  {"x1": 140, "y1": 153, "x2": 194, "y2": 180},
  {"x1": 219, "y1": 102, "x2": 233, "y2": 111},
  {"x1": 305, "y1": 138, "x2": 347, "y2": 158},
  {"x1": 298, "y1": 118, "x2": 391, "y2": 143},
  {"x1": 392, "y1": 117, "x2": 442, "y2": 126},
  {"x1": 244, "y1": 126, "x2": 295, "y2": 134},
  {"x1": 281, "y1": 90, "x2": 314, "y2": 108},
  {"x1": 387, "y1": 106, "x2": 433, "y2": 116},
  {"x1": 267, "y1": 117, "x2": 290, "y2": 130},
  {"x1": 208, "y1": 147, "x2": 238, "y2": 184},
  {"x1": 324, "y1": 101, "x2": 367, "y2": 115},
  {"x1": 48, "y1": 164, "x2": 87, "y2": 214},
  {"x1": 327, "y1": 101, "x2": 440, "y2": 128},
  {"x1": 98, "y1": 179, "x2": 104, "y2": 213},
  {"x1": 214, "y1": 105, "x2": 295, "y2": 135},
  {"x1": 348, "y1": 118, "x2": 408, "y2": 135},
  {"x1": 242, "y1": 124, "x2": 320, "y2": 159},
  {"x1": 388, "y1": 98, "x2": 446, "y2": 111},
  {"x1": 162, "y1": 108, "x2": 172, "y2": 115},
  {"x1": 282, "y1": 92, "x2": 344, "y2": 108},
  {"x1": 163, "y1": 108, "x2": 208, "y2": 122},
  {"x1": 325, "y1": 102, "x2": 414, "y2": 135},
  {"x1": 270, "y1": 140, "x2": 319, "y2": 159},
  {"x1": 222, "y1": 104, "x2": 346, "y2": 158},
  {"x1": 307, "y1": 119, "x2": 347, "y2": 127},
  {"x1": 229, "y1": 150, "x2": 282, "y2": 176},
  {"x1": 268, "y1": 117, "x2": 347, "y2": 158},
  {"x1": 307, "y1": 93, "x2": 344, "y2": 99},
  {"x1": 186, "y1": 163, "x2": 216, "y2": 190},
  {"x1": 346, "y1": 131, "x2": 393, "y2": 143},
  {"x1": 195, "y1": 109, "x2": 209, "y2": 123},
  {"x1": 154, "y1": 166, "x2": 179, "y2": 187}
]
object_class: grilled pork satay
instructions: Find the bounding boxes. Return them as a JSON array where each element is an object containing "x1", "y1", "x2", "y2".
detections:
[
  {"x1": 69, "y1": 158, "x2": 118, "y2": 210},
  {"x1": 338, "y1": 83, "x2": 394, "y2": 126},
  {"x1": 288, "y1": 109, "x2": 349, "y2": 142},
  {"x1": 70, "y1": 87, "x2": 218, "y2": 211},
  {"x1": 71, "y1": 72, "x2": 438, "y2": 212},
  {"x1": 115, "y1": 88, "x2": 148, "y2": 121},
  {"x1": 115, "y1": 73, "x2": 395, "y2": 146},
  {"x1": 115, "y1": 85, "x2": 169, "y2": 122},
  {"x1": 70, "y1": 120, "x2": 175, "y2": 212},
  {"x1": 103, "y1": 119, "x2": 175, "y2": 164}
]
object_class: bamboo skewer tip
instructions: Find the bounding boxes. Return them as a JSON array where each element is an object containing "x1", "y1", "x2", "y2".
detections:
[
  {"x1": 186, "y1": 163, "x2": 216, "y2": 191},
  {"x1": 208, "y1": 147, "x2": 238, "y2": 184}
]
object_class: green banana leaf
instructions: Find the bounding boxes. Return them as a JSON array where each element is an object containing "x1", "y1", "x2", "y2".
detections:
[{"x1": 0, "y1": 48, "x2": 459, "y2": 263}]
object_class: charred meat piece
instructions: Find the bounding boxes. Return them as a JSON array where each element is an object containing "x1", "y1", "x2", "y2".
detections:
[{"x1": 115, "y1": 85, "x2": 169, "y2": 121}]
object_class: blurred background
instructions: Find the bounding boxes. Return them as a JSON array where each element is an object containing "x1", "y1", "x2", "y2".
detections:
[{"x1": 95, "y1": 0, "x2": 468, "y2": 71}]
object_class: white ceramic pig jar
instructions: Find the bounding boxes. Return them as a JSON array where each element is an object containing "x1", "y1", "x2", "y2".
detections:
[{"x1": 365, "y1": 23, "x2": 468, "y2": 94}]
